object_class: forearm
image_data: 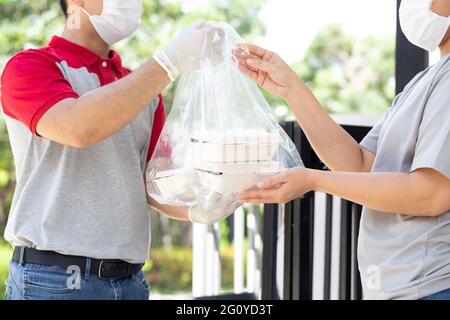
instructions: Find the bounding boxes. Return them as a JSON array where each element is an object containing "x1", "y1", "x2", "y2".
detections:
[
  {"x1": 310, "y1": 168, "x2": 450, "y2": 217},
  {"x1": 74, "y1": 59, "x2": 170, "y2": 145},
  {"x1": 38, "y1": 59, "x2": 170, "y2": 147},
  {"x1": 148, "y1": 197, "x2": 190, "y2": 222},
  {"x1": 287, "y1": 80, "x2": 370, "y2": 172}
]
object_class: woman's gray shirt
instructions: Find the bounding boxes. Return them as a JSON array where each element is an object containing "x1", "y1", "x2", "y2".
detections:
[{"x1": 359, "y1": 54, "x2": 450, "y2": 300}]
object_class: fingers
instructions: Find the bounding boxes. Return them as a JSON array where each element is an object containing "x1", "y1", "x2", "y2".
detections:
[
  {"x1": 237, "y1": 43, "x2": 272, "y2": 59},
  {"x1": 233, "y1": 45, "x2": 250, "y2": 57},
  {"x1": 237, "y1": 63, "x2": 259, "y2": 80},
  {"x1": 239, "y1": 189, "x2": 280, "y2": 204},
  {"x1": 257, "y1": 173, "x2": 286, "y2": 190},
  {"x1": 246, "y1": 58, "x2": 275, "y2": 73},
  {"x1": 232, "y1": 48, "x2": 260, "y2": 72},
  {"x1": 240, "y1": 198, "x2": 279, "y2": 204},
  {"x1": 233, "y1": 47, "x2": 274, "y2": 73}
]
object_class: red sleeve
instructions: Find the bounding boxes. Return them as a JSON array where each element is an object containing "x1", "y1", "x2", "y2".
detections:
[
  {"x1": 147, "y1": 94, "x2": 167, "y2": 162},
  {"x1": 0, "y1": 50, "x2": 79, "y2": 135}
]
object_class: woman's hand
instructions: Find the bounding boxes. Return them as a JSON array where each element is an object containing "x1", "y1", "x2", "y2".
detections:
[
  {"x1": 232, "y1": 44, "x2": 301, "y2": 100},
  {"x1": 239, "y1": 167, "x2": 316, "y2": 204}
]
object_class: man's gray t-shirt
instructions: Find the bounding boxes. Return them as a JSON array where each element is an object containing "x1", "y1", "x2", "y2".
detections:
[
  {"x1": 359, "y1": 54, "x2": 450, "y2": 300},
  {"x1": 2, "y1": 39, "x2": 159, "y2": 264}
]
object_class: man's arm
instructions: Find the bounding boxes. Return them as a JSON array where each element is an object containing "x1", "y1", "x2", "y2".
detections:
[
  {"x1": 144, "y1": 162, "x2": 190, "y2": 222},
  {"x1": 147, "y1": 197, "x2": 189, "y2": 222},
  {"x1": 36, "y1": 59, "x2": 170, "y2": 148}
]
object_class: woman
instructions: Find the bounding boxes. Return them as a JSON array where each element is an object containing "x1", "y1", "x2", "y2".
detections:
[{"x1": 234, "y1": 0, "x2": 450, "y2": 300}]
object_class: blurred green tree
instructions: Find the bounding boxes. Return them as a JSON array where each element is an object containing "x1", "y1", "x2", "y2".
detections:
[
  {"x1": 264, "y1": 24, "x2": 395, "y2": 118},
  {"x1": 293, "y1": 24, "x2": 395, "y2": 115}
]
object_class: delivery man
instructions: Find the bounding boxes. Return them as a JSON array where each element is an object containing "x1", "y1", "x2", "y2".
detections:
[{"x1": 0, "y1": 0, "x2": 218, "y2": 300}]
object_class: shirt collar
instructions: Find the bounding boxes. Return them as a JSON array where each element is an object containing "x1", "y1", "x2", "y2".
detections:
[{"x1": 49, "y1": 35, "x2": 123, "y2": 70}]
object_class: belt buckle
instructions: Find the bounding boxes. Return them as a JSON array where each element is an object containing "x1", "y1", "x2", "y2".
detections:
[
  {"x1": 98, "y1": 260, "x2": 127, "y2": 280},
  {"x1": 98, "y1": 260, "x2": 121, "y2": 280},
  {"x1": 98, "y1": 260, "x2": 106, "y2": 280}
]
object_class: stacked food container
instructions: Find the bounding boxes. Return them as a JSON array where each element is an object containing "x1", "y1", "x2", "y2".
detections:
[{"x1": 151, "y1": 129, "x2": 284, "y2": 205}]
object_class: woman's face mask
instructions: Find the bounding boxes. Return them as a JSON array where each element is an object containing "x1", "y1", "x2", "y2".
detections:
[
  {"x1": 81, "y1": 0, "x2": 142, "y2": 46},
  {"x1": 400, "y1": 0, "x2": 450, "y2": 52}
]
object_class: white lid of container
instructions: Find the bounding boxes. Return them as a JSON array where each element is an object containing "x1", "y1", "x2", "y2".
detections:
[
  {"x1": 190, "y1": 129, "x2": 280, "y2": 145},
  {"x1": 194, "y1": 161, "x2": 284, "y2": 175},
  {"x1": 155, "y1": 168, "x2": 194, "y2": 179}
]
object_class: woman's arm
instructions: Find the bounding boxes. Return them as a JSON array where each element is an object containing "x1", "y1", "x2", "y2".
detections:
[
  {"x1": 234, "y1": 44, "x2": 375, "y2": 173},
  {"x1": 239, "y1": 167, "x2": 450, "y2": 217},
  {"x1": 287, "y1": 81, "x2": 375, "y2": 172}
]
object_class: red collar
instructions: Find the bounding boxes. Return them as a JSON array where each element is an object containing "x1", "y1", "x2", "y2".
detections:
[{"x1": 48, "y1": 36, "x2": 123, "y2": 69}]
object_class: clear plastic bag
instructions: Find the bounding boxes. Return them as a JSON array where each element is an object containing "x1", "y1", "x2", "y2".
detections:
[{"x1": 146, "y1": 22, "x2": 303, "y2": 224}]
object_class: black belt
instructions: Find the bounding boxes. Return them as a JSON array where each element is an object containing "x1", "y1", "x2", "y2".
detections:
[{"x1": 12, "y1": 247, "x2": 144, "y2": 280}]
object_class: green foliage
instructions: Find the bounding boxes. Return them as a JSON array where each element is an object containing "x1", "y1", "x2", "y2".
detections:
[
  {"x1": 116, "y1": 0, "x2": 266, "y2": 106},
  {"x1": 0, "y1": 1, "x2": 62, "y2": 57},
  {"x1": 291, "y1": 24, "x2": 395, "y2": 115},
  {"x1": 0, "y1": 241, "x2": 12, "y2": 300},
  {"x1": 118, "y1": 0, "x2": 265, "y2": 68},
  {"x1": 144, "y1": 246, "x2": 237, "y2": 294}
]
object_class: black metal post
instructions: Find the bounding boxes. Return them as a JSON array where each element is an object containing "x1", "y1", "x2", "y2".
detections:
[
  {"x1": 291, "y1": 123, "x2": 315, "y2": 300},
  {"x1": 261, "y1": 204, "x2": 280, "y2": 300},
  {"x1": 323, "y1": 194, "x2": 333, "y2": 300},
  {"x1": 282, "y1": 122, "x2": 294, "y2": 300}
]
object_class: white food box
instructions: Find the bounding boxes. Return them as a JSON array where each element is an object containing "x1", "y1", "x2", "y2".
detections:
[
  {"x1": 151, "y1": 168, "x2": 197, "y2": 200},
  {"x1": 186, "y1": 129, "x2": 280, "y2": 165},
  {"x1": 194, "y1": 161, "x2": 285, "y2": 194}
]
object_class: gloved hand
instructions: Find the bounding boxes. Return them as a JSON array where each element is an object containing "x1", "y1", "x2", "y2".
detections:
[
  {"x1": 154, "y1": 21, "x2": 225, "y2": 81},
  {"x1": 188, "y1": 199, "x2": 241, "y2": 225}
]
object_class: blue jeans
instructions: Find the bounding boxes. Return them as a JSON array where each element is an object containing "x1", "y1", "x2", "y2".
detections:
[
  {"x1": 420, "y1": 288, "x2": 450, "y2": 300},
  {"x1": 4, "y1": 260, "x2": 150, "y2": 300}
]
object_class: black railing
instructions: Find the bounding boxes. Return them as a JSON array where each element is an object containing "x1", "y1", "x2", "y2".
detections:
[{"x1": 262, "y1": 123, "x2": 372, "y2": 300}]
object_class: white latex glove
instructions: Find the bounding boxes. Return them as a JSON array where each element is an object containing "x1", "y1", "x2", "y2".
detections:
[
  {"x1": 188, "y1": 200, "x2": 241, "y2": 225},
  {"x1": 153, "y1": 20, "x2": 225, "y2": 81}
]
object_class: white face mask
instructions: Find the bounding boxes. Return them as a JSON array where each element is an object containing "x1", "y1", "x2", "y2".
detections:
[
  {"x1": 399, "y1": 0, "x2": 450, "y2": 52},
  {"x1": 81, "y1": 0, "x2": 142, "y2": 45}
]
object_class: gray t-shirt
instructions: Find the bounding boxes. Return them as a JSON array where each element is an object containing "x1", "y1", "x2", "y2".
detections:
[{"x1": 359, "y1": 54, "x2": 450, "y2": 300}]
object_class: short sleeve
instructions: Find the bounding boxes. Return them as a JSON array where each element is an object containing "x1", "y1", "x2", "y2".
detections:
[
  {"x1": 0, "y1": 50, "x2": 79, "y2": 135},
  {"x1": 360, "y1": 93, "x2": 403, "y2": 154},
  {"x1": 360, "y1": 110, "x2": 389, "y2": 154},
  {"x1": 361, "y1": 68, "x2": 428, "y2": 154},
  {"x1": 411, "y1": 71, "x2": 450, "y2": 179}
]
